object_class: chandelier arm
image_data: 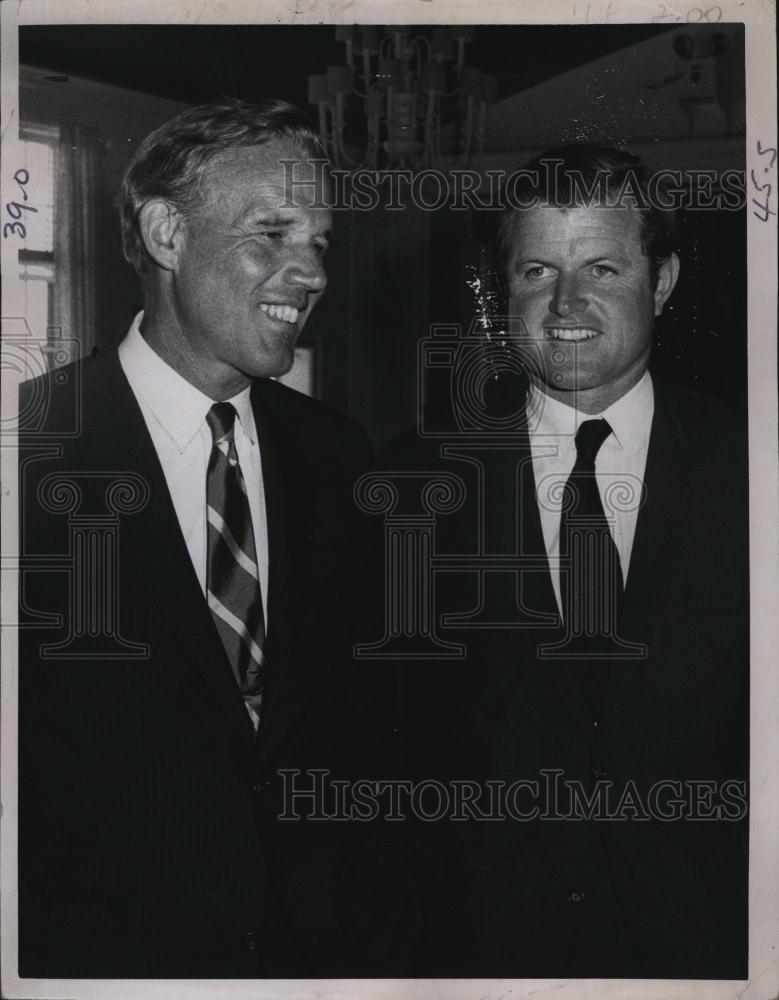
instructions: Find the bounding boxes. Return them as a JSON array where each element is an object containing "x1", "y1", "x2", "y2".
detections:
[
  {"x1": 316, "y1": 102, "x2": 329, "y2": 144},
  {"x1": 410, "y1": 36, "x2": 426, "y2": 88},
  {"x1": 428, "y1": 116, "x2": 442, "y2": 169},
  {"x1": 432, "y1": 117, "x2": 464, "y2": 171},
  {"x1": 362, "y1": 48, "x2": 372, "y2": 91},
  {"x1": 422, "y1": 89, "x2": 435, "y2": 163},
  {"x1": 457, "y1": 95, "x2": 476, "y2": 167},
  {"x1": 476, "y1": 100, "x2": 488, "y2": 155},
  {"x1": 413, "y1": 35, "x2": 430, "y2": 61},
  {"x1": 332, "y1": 114, "x2": 377, "y2": 171},
  {"x1": 457, "y1": 38, "x2": 469, "y2": 71}
]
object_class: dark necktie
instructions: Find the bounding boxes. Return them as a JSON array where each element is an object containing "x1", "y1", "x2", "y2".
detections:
[
  {"x1": 206, "y1": 402, "x2": 265, "y2": 723},
  {"x1": 559, "y1": 418, "x2": 624, "y2": 717}
]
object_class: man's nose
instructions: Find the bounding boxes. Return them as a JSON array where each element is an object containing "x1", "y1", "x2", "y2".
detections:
[
  {"x1": 550, "y1": 273, "x2": 587, "y2": 317},
  {"x1": 285, "y1": 247, "x2": 327, "y2": 293}
]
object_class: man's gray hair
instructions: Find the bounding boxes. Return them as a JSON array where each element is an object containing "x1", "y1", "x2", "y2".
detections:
[{"x1": 118, "y1": 97, "x2": 328, "y2": 274}]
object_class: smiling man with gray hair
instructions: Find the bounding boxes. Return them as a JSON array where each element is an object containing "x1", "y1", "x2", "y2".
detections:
[{"x1": 18, "y1": 97, "x2": 406, "y2": 978}]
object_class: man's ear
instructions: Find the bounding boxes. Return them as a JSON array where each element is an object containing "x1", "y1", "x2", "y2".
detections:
[
  {"x1": 138, "y1": 200, "x2": 186, "y2": 271},
  {"x1": 654, "y1": 252, "x2": 680, "y2": 316}
]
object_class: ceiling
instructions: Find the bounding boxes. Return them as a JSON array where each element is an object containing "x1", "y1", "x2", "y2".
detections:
[
  {"x1": 483, "y1": 23, "x2": 745, "y2": 156},
  {"x1": 20, "y1": 24, "x2": 677, "y2": 110}
]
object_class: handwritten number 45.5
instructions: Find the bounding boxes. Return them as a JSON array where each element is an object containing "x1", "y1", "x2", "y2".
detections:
[
  {"x1": 3, "y1": 168, "x2": 37, "y2": 239},
  {"x1": 752, "y1": 140, "x2": 777, "y2": 223}
]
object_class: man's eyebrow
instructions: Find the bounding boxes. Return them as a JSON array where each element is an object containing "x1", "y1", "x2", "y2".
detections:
[
  {"x1": 580, "y1": 250, "x2": 633, "y2": 266},
  {"x1": 252, "y1": 214, "x2": 294, "y2": 227},
  {"x1": 250, "y1": 215, "x2": 332, "y2": 241},
  {"x1": 581, "y1": 250, "x2": 626, "y2": 261}
]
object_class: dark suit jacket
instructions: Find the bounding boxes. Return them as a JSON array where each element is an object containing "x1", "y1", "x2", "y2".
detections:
[
  {"x1": 388, "y1": 378, "x2": 749, "y2": 979},
  {"x1": 18, "y1": 345, "x2": 409, "y2": 978}
]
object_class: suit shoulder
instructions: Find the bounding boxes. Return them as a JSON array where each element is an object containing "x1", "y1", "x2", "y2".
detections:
[
  {"x1": 19, "y1": 358, "x2": 86, "y2": 435},
  {"x1": 655, "y1": 381, "x2": 746, "y2": 445},
  {"x1": 20, "y1": 358, "x2": 80, "y2": 402},
  {"x1": 18, "y1": 346, "x2": 126, "y2": 442},
  {"x1": 254, "y1": 378, "x2": 373, "y2": 453}
]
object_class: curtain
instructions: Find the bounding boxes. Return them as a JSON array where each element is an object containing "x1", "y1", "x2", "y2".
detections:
[{"x1": 52, "y1": 123, "x2": 99, "y2": 359}]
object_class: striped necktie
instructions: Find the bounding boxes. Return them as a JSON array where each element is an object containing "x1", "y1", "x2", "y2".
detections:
[{"x1": 206, "y1": 402, "x2": 265, "y2": 723}]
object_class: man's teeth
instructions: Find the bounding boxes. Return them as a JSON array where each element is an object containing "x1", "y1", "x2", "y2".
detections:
[
  {"x1": 546, "y1": 327, "x2": 599, "y2": 342},
  {"x1": 261, "y1": 303, "x2": 299, "y2": 323}
]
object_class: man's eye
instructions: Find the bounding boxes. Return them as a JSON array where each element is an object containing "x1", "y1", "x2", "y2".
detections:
[
  {"x1": 592, "y1": 264, "x2": 617, "y2": 276},
  {"x1": 523, "y1": 265, "x2": 550, "y2": 278}
]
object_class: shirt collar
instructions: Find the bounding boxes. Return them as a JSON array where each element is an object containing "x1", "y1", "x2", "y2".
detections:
[
  {"x1": 599, "y1": 370, "x2": 654, "y2": 452},
  {"x1": 119, "y1": 312, "x2": 256, "y2": 453},
  {"x1": 528, "y1": 370, "x2": 654, "y2": 453}
]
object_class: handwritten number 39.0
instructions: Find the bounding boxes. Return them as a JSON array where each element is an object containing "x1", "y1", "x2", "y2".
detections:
[{"x1": 3, "y1": 168, "x2": 37, "y2": 239}]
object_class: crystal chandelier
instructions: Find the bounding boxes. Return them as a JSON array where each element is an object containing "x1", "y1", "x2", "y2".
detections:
[{"x1": 308, "y1": 26, "x2": 497, "y2": 172}]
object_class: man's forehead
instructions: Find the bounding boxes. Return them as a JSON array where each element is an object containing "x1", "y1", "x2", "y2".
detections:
[
  {"x1": 510, "y1": 203, "x2": 643, "y2": 253},
  {"x1": 200, "y1": 140, "x2": 329, "y2": 207}
]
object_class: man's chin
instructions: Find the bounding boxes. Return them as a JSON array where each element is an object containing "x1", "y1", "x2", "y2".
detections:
[
  {"x1": 247, "y1": 344, "x2": 298, "y2": 380},
  {"x1": 266, "y1": 357, "x2": 298, "y2": 381},
  {"x1": 531, "y1": 349, "x2": 609, "y2": 391},
  {"x1": 529, "y1": 371, "x2": 598, "y2": 400}
]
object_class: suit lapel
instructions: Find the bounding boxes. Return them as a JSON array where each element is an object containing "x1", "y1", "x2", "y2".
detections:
[
  {"x1": 620, "y1": 381, "x2": 698, "y2": 642},
  {"x1": 466, "y1": 429, "x2": 593, "y2": 742},
  {"x1": 251, "y1": 382, "x2": 294, "y2": 658},
  {"x1": 250, "y1": 382, "x2": 327, "y2": 769},
  {"x1": 81, "y1": 348, "x2": 255, "y2": 749},
  {"x1": 600, "y1": 380, "x2": 699, "y2": 721}
]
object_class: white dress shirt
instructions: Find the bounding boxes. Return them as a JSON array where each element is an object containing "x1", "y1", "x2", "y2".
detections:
[
  {"x1": 118, "y1": 312, "x2": 269, "y2": 622},
  {"x1": 527, "y1": 371, "x2": 654, "y2": 615}
]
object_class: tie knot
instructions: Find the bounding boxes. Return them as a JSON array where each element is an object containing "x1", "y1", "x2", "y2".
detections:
[
  {"x1": 207, "y1": 402, "x2": 237, "y2": 445},
  {"x1": 575, "y1": 418, "x2": 613, "y2": 466}
]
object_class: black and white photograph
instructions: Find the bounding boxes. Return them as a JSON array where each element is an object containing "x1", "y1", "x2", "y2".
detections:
[{"x1": 0, "y1": 2, "x2": 776, "y2": 998}]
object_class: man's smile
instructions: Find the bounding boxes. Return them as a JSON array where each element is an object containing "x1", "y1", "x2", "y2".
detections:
[
  {"x1": 543, "y1": 325, "x2": 602, "y2": 342},
  {"x1": 260, "y1": 302, "x2": 300, "y2": 324}
]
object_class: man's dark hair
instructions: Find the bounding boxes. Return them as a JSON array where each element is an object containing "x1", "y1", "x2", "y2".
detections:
[
  {"x1": 497, "y1": 144, "x2": 678, "y2": 288},
  {"x1": 118, "y1": 97, "x2": 328, "y2": 275}
]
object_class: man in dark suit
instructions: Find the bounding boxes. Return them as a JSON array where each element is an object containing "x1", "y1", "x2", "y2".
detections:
[
  {"x1": 18, "y1": 98, "x2": 406, "y2": 978},
  {"x1": 396, "y1": 145, "x2": 748, "y2": 978}
]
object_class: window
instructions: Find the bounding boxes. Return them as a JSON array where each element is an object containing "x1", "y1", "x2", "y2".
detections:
[
  {"x1": 16, "y1": 117, "x2": 99, "y2": 368},
  {"x1": 18, "y1": 123, "x2": 58, "y2": 349}
]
